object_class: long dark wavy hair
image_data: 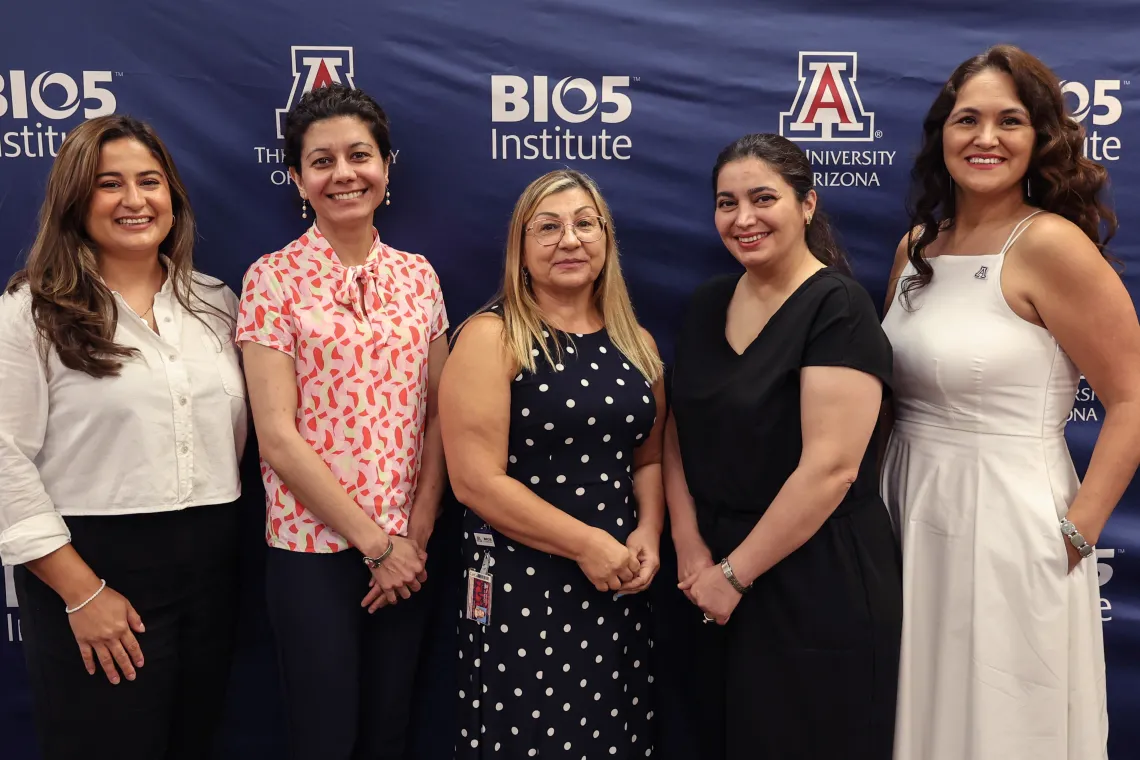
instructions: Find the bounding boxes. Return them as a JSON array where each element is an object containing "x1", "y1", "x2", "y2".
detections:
[
  {"x1": 712, "y1": 133, "x2": 851, "y2": 274},
  {"x1": 900, "y1": 44, "x2": 1117, "y2": 307},
  {"x1": 6, "y1": 115, "x2": 226, "y2": 377}
]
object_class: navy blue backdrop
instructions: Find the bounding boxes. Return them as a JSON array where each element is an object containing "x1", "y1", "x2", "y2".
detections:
[{"x1": 1, "y1": 1, "x2": 1137, "y2": 757}]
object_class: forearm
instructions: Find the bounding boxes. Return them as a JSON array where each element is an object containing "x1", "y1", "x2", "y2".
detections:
[
  {"x1": 1065, "y1": 399, "x2": 1140, "y2": 542},
  {"x1": 457, "y1": 474, "x2": 596, "y2": 560},
  {"x1": 726, "y1": 464, "x2": 854, "y2": 586},
  {"x1": 663, "y1": 452, "x2": 702, "y2": 546},
  {"x1": 25, "y1": 544, "x2": 103, "y2": 608},
  {"x1": 261, "y1": 430, "x2": 390, "y2": 556},
  {"x1": 632, "y1": 463, "x2": 664, "y2": 534},
  {"x1": 409, "y1": 412, "x2": 446, "y2": 527}
]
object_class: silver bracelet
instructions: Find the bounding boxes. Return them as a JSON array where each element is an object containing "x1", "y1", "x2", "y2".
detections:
[
  {"x1": 719, "y1": 558, "x2": 751, "y2": 594},
  {"x1": 1059, "y1": 518, "x2": 1094, "y2": 559},
  {"x1": 65, "y1": 579, "x2": 107, "y2": 614}
]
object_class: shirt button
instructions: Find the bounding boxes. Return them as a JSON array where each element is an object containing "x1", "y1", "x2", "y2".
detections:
[
  {"x1": 164, "y1": 317, "x2": 172, "y2": 323},
  {"x1": 179, "y1": 396, "x2": 188, "y2": 406},
  {"x1": 169, "y1": 354, "x2": 178, "y2": 362},
  {"x1": 179, "y1": 443, "x2": 189, "y2": 454}
]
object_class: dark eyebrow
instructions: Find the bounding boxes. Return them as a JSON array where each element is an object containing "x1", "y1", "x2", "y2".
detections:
[
  {"x1": 716, "y1": 186, "x2": 777, "y2": 198},
  {"x1": 305, "y1": 142, "x2": 375, "y2": 159},
  {"x1": 951, "y1": 106, "x2": 1030, "y2": 118},
  {"x1": 95, "y1": 170, "x2": 163, "y2": 180}
]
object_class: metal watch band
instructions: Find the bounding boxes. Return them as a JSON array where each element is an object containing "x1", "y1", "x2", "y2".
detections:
[
  {"x1": 1059, "y1": 518, "x2": 1094, "y2": 559},
  {"x1": 362, "y1": 536, "x2": 395, "y2": 569},
  {"x1": 719, "y1": 558, "x2": 750, "y2": 594}
]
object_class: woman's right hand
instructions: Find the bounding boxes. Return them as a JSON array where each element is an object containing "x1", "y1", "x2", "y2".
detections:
[
  {"x1": 363, "y1": 536, "x2": 428, "y2": 611},
  {"x1": 576, "y1": 528, "x2": 641, "y2": 591},
  {"x1": 67, "y1": 584, "x2": 145, "y2": 685},
  {"x1": 675, "y1": 532, "x2": 715, "y2": 588}
]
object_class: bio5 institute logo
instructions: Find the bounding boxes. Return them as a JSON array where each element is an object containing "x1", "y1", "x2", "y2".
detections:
[
  {"x1": 778, "y1": 52, "x2": 894, "y2": 187},
  {"x1": 490, "y1": 75, "x2": 635, "y2": 161},
  {"x1": 254, "y1": 46, "x2": 357, "y2": 186},
  {"x1": 1060, "y1": 77, "x2": 1130, "y2": 162},
  {"x1": 0, "y1": 69, "x2": 119, "y2": 159}
]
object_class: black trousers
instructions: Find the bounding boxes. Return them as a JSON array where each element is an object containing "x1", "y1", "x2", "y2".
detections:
[
  {"x1": 266, "y1": 545, "x2": 431, "y2": 760},
  {"x1": 15, "y1": 502, "x2": 240, "y2": 760}
]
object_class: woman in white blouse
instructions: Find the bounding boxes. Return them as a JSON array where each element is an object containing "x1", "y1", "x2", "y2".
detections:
[{"x1": 0, "y1": 116, "x2": 248, "y2": 760}]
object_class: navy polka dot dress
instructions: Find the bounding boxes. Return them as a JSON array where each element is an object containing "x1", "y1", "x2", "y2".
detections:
[{"x1": 456, "y1": 316, "x2": 657, "y2": 759}]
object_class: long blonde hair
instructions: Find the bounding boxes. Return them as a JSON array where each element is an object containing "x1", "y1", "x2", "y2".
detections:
[
  {"x1": 6, "y1": 115, "x2": 228, "y2": 377},
  {"x1": 467, "y1": 169, "x2": 662, "y2": 383}
]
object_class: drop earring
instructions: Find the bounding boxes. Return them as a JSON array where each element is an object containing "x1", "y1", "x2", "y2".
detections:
[
  {"x1": 523, "y1": 269, "x2": 530, "y2": 287},
  {"x1": 301, "y1": 198, "x2": 308, "y2": 219},
  {"x1": 385, "y1": 187, "x2": 391, "y2": 206},
  {"x1": 1026, "y1": 176, "x2": 1032, "y2": 199}
]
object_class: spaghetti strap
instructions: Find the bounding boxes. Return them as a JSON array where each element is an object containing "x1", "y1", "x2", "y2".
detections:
[{"x1": 999, "y1": 210, "x2": 1046, "y2": 256}]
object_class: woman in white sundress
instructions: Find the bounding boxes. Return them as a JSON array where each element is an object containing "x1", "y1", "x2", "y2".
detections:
[{"x1": 881, "y1": 45, "x2": 1140, "y2": 760}]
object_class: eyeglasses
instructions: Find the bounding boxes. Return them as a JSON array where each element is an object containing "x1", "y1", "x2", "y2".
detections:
[{"x1": 525, "y1": 215, "x2": 607, "y2": 246}]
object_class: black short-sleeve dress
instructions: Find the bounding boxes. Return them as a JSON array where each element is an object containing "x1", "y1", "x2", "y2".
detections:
[{"x1": 671, "y1": 269, "x2": 902, "y2": 760}]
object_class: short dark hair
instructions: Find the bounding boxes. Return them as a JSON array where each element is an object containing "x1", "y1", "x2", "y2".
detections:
[
  {"x1": 283, "y1": 83, "x2": 392, "y2": 170},
  {"x1": 712, "y1": 133, "x2": 850, "y2": 273}
]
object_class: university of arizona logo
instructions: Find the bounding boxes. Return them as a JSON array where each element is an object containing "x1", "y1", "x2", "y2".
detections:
[
  {"x1": 780, "y1": 52, "x2": 875, "y2": 142},
  {"x1": 275, "y1": 46, "x2": 356, "y2": 139},
  {"x1": 974, "y1": 265, "x2": 989, "y2": 280}
]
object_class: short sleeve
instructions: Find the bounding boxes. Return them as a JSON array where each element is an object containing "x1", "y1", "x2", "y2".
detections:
[
  {"x1": 235, "y1": 258, "x2": 296, "y2": 357},
  {"x1": 427, "y1": 266, "x2": 449, "y2": 341},
  {"x1": 802, "y1": 278, "x2": 892, "y2": 390}
]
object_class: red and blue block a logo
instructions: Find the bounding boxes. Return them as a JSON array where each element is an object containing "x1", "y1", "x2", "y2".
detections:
[
  {"x1": 276, "y1": 46, "x2": 356, "y2": 139},
  {"x1": 780, "y1": 52, "x2": 875, "y2": 142}
]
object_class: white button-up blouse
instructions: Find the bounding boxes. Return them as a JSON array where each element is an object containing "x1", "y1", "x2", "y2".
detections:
[{"x1": 0, "y1": 269, "x2": 248, "y2": 566}]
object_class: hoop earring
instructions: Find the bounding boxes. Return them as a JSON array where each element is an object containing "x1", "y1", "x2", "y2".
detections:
[
  {"x1": 385, "y1": 187, "x2": 391, "y2": 206},
  {"x1": 301, "y1": 198, "x2": 308, "y2": 219}
]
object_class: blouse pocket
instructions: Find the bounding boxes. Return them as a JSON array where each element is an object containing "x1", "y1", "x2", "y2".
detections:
[{"x1": 201, "y1": 330, "x2": 247, "y2": 398}]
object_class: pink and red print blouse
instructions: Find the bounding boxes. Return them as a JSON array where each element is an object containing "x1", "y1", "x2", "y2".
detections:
[{"x1": 236, "y1": 225, "x2": 448, "y2": 553}]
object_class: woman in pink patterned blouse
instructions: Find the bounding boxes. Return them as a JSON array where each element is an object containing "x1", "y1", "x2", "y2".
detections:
[{"x1": 236, "y1": 84, "x2": 449, "y2": 760}]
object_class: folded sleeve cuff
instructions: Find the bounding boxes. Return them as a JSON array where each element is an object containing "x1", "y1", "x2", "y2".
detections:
[{"x1": 0, "y1": 511, "x2": 71, "y2": 566}]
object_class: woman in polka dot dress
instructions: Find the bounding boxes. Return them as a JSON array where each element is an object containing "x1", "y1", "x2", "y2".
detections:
[{"x1": 440, "y1": 169, "x2": 666, "y2": 759}]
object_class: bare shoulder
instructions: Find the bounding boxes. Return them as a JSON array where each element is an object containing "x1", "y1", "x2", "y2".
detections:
[
  {"x1": 638, "y1": 325, "x2": 660, "y2": 354},
  {"x1": 1014, "y1": 212, "x2": 1111, "y2": 276}
]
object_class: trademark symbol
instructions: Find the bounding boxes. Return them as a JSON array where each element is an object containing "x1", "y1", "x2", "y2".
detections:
[
  {"x1": 1123, "y1": 80, "x2": 1131, "y2": 87},
  {"x1": 115, "y1": 72, "x2": 124, "y2": 77},
  {"x1": 875, "y1": 130, "x2": 883, "y2": 139},
  {"x1": 633, "y1": 77, "x2": 641, "y2": 83}
]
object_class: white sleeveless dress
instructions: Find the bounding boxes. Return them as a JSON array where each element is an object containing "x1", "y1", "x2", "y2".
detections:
[{"x1": 881, "y1": 212, "x2": 1108, "y2": 760}]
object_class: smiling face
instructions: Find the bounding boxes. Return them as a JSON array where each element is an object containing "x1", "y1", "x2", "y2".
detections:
[
  {"x1": 943, "y1": 69, "x2": 1035, "y2": 199},
  {"x1": 289, "y1": 115, "x2": 388, "y2": 229},
  {"x1": 522, "y1": 187, "x2": 607, "y2": 295},
  {"x1": 713, "y1": 157, "x2": 816, "y2": 268},
  {"x1": 84, "y1": 137, "x2": 174, "y2": 259}
]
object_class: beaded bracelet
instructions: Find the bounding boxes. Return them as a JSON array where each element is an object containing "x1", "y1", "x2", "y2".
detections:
[{"x1": 65, "y1": 579, "x2": 107, "y2": 614}]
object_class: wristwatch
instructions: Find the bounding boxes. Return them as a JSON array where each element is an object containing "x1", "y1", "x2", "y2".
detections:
[
  {"x1": 1059, "y1": 518, "x2": 1094, "y2": 559},
  {"x1": 719, "y1": 558, "x2": 751, "y2": 594},
  {"x1": 362, "y1": 537, "x2": 394, "y2": 569}
]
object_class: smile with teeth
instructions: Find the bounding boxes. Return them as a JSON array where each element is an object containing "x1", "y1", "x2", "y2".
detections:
[
  {"x1": 330, "y1": 189, "x2": 366, "y2": 200},
  {"x1": 737, "y1": 232, "x2": 771, "y2": 243},
  {"x1": 967, "y1": 157, "x2": 1005, "y2": 164},
  {"x1": 116, "y1": 217, "x2": 153, "y2": 226}
]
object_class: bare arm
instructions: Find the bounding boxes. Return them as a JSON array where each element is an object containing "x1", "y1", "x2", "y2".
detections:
[
  {"x1": 240, "y1": 341, "x2": 393, "y2": 559},
  {"x1": 877, "y1": 232, "x2": 912, "y2": 476},
  {"x1": 440, "y1": 315, "x2": 638, "y2": 591},
  {"x1": 407, "y1": 336, "x2": 450, "y2": 549},
  {"x1": 629, "y1": 330, "x2": 667, "y2": 536},
  {"x1": 727, "y1": 366, "x2": 883, "y2": 586},
  {"x1": 1019, "y1": 219, "x2": 1140, "y2": 553}
]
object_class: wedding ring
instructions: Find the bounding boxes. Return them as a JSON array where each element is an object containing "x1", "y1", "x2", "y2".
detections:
[{"x1": 702, "y1": 613, "x2": 714, "y2": 624}]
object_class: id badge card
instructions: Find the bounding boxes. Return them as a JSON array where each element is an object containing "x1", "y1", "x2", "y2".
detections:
[{"x1": 466, "y1": 570, "x2": 493, "y2": 625}]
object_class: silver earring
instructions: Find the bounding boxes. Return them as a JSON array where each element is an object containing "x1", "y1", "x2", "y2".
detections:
[
  {"x1": 385, "y1": 187, "x2": 391, "y2": 206},
  {"x1": 523, "y1": 269, "x2": 530, "y2": 287},
  {"x1": 1026, "y1": 177, "x2": 1032, "y2": 199},
  {"x1": 301, "y1": 198, "x2": 308, "y2": 219}
]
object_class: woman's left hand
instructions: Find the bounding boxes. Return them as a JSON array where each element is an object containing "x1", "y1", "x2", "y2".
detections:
[
  {"x1": 618, "y1": 527, "x2": 661, "y2": 595},
  {"x1": 679, "y1": 562, "x2": 741, "y2": 625}
]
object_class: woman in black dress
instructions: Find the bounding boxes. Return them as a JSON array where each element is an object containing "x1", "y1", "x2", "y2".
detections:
[
  {"x1": 441, "y1": 169, "x2": 666, "y2": 759},
  {"x1": 666, "y1": 134, "x2": 902, "y2": 759}
]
